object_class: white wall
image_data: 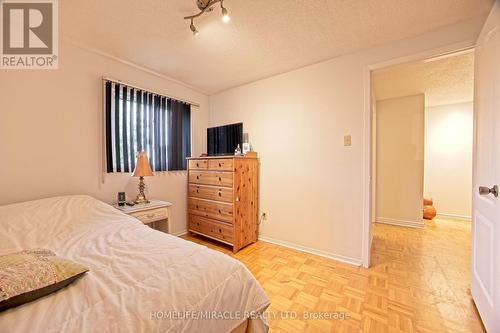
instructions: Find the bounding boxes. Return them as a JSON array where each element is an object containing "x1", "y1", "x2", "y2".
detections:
[
  {"x1": 0, "y1": 41, "x2": 210, "y2": 235},
  {"x1": 424, "y1": 102, "x2": 473, "y2": 219},
  {"x1": 371, "y1": 96, "x2": 377, "y2": 225},
  {"x1": 209, "y1": 18, "x2": 482, "y2": 264},
  {"x1": 376, "y1": 95, "x2": 425, "y2": 227}
]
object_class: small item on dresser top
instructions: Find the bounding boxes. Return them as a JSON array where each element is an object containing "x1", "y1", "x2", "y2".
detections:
[
  {"x1": 244, "y1": 151, "x2": 258, "y2": 158},
  {"x1": 234, "y1": 144, "x2": 242, "y2": 155},
  {"x1": 126, "y1": 202, "x2": 135, "y2": 206},
  {"x1": 132, "y1": 151, "x2": 154, "y2": 204},
  {"x1": 242, "y1": 133, "x2": 251, "y2": 155},
  {"x1": 242, "y1": 142, "x2": 251, "y2": 155},
  {"x1": 117, "y1": 192, "x2": 126, "y2": 206}
]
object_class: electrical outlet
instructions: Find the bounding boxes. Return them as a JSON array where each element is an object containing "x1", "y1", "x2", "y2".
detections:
[
  {"x1": 344, "y1": 135, "x2": 352, "y2": 146},
  {"x1": 258, "y1": 213, "x2": 267, "y2": 225}
]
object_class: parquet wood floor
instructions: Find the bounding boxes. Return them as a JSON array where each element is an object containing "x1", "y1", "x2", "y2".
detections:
[{"x1": 181, "y1": 218, "x2": 485, "y2": 332}]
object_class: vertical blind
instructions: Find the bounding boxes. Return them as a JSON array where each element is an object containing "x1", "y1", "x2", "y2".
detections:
[{"x1": 105, "y1": 80, "x2": 191, "y2": 173}]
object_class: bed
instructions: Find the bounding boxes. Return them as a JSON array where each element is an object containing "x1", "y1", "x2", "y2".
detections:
[{"x1": 0, "y1": 195, "x2": 270, "y2": 333}]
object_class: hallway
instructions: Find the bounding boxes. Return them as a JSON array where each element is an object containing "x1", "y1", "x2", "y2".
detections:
[{"x1": 370, "y1": 219, "x2": 483, "y2": 332}]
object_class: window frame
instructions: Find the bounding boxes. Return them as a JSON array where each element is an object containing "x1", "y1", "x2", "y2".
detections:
[{"x1": 102, "y1": 79, "x2": 193, "y2": 175}]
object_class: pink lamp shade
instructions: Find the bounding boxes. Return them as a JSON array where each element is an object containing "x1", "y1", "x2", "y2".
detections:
[{"x1": 132, "y1": 152, "x2": 154, "y2": 177}]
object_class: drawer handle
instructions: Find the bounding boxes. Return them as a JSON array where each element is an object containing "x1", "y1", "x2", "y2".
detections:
[
  {"x1": 196, "y1": 163, "x2": 199, "y2": 167},
  {"x1": 196, "y1": 205, "x2": 199, "y2": 209},
  {"x1": 196, "y1": 175, "x2": 200, "y2": 180},
  {"x1": 218, "y1": 192, "x2": 222, "y2": 196},
  {"x1": 218, "y1": 177, "x2": 222, "y2": 181},
  {"x1": 219, "y1": 228, "x2": 222, "y2": 233},
  {"x1": 219, "y1": 163, "x2": 222, "y2": 167},
  {"x1": 196, "y1": 189, "x2": 199, "y2": 193},
  {"x1": 218, "y1": 209, "x2": 221, "y2": 214}
]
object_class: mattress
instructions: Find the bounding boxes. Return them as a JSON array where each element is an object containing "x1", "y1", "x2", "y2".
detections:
[{"x1": 0, "y1": 195, "x2": 270, "y2": 333}]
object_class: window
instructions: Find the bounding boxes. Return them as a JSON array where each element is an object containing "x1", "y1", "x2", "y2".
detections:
[{"x1": 104, "y1": 80, "x2": 191, "y2": 173}]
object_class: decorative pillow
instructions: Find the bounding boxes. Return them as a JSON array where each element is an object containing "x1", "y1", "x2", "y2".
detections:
[{"x1": 0, "y1": 249, "x2": 88, "y2": 311}]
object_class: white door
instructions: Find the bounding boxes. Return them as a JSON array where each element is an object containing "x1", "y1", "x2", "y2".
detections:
[{"x1": 472, "y1": 1, "x2": 500, "y2": 332}]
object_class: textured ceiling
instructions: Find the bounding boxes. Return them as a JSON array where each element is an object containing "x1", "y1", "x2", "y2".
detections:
[
  {"x1": 60, "y1": 0, "x2": 492, "y2": 94},
  {"x1": 372, "y1": 51, "x2": 474, "y2": 107}
]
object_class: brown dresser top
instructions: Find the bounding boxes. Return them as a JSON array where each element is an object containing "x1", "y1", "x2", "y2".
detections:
[{"x1": 187, "y1": 155, "x2": 258, "y2": 160}]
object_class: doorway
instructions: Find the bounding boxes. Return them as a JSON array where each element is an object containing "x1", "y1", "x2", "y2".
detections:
[
  {"x1": 371, "y1": 50, "x2": 474, "y2": 228},
  {"x1": 361, "y1": 5, "x2": 500, "y2": 330},
  {"x1": 364, "y1": 49, "x2": 481, "y2": 331}
]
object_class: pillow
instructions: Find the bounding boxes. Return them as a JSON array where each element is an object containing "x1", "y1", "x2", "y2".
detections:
[{"x1": 0, "y1": 249, "x2": 88, "y2": 311}]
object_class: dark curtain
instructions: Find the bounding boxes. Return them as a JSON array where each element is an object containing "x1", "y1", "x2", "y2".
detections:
[
  {"x1": 168, "y1": 99, "x2": 191, "y2": 171},
  {"x1": 160, "y1": 97, "x2": 167, "y2": 171},
  {"x1": 114, "y1": 83, "x2": 121, "y2": 172},
  {"x1": 105, "y1": 82, "x2": 113, "y2": 172},
  {"x1": 147, "y1": 93, "x2": 154, "y2": 168},
  {"x1": 129, "y1": 88, "x2": 136, "y2": 171},
  {"x1": 122, "y1": 86, "x2": 129, "y2": 172},
  {"x1": 136, "y1": 90, "x2": 143, "y2": 151},
  {"x1": 104, "y1": 80, "x2": 192, "y2": 173}
]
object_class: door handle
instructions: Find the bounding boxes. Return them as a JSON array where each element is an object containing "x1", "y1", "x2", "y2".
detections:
[{"x1": 479, "y1": 185, "x2": 498, "y2": 197}]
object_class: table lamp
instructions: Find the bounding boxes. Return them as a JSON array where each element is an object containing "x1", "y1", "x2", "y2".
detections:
[{"x1": 132, "y1": 151, "x2": 154, "y2": 204}]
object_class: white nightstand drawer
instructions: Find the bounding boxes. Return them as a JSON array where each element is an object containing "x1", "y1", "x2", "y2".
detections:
[
  {"x1": 113, "y1": 200, "x2": 172, "y2": 234},
  {"x1": 130, "y1": 207, "x2": 168, "y2": 224}
]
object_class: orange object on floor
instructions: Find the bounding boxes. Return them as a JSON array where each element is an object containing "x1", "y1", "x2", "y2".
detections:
[
  {"x1": 423, "y1": 205, "x2": 437, "y2": 219},
  {"x1": 423, "y1": 198, "x2": 437, "y2": 219}
]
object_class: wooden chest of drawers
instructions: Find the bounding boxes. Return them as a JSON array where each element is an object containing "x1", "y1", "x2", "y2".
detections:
[{"x1": 187, "y1": 155, "x2": 259, "y2": 252}]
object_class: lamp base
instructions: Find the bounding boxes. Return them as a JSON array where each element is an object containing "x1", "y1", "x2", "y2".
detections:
[
  {"x1": 134, "y1": 176, "x2": 150, "y2": 204},
  {"x1": 134, "y1": 195, "x2": 150, "y2": 205}
]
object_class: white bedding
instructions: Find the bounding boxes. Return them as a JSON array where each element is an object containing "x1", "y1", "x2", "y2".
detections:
[{"x1": 0, "y1": 195, "x2": 270, "y2": 333}]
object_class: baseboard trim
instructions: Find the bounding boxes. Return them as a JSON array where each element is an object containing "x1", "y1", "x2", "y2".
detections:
[
  {"x1": 436, "y1": 213, "x2": 471, "y2": 221},
  {"x1": 172, "y1": 229, "x2": 188, "y2": 237},
  {"x1": 375, "y1": 217, "x2": 424, "y2": 228},
  {"x1": 258, "y1": 236, "x2": 362, "y2": 266}
]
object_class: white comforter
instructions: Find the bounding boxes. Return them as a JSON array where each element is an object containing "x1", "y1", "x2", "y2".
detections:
[{"x1": 0, "y1": 195, "x2": 270, "y2": 333}]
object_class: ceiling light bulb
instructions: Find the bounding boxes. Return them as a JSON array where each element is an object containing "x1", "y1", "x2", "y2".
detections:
[
  {"x1": 221, "y1": 6, "x2": 230, "y2": 22},
  {"x1": 190, "y1": 20, "x2": 199, "y2": 36}
]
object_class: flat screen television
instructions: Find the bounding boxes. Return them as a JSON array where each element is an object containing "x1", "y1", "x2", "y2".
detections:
[{"x1": 207, "y1": 123, "x2": 243, "y2": 156}]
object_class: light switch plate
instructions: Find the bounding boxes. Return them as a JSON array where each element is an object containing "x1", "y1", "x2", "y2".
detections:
[{"x1": 344, "y1": 135, "x2": 352, "y2": 146}]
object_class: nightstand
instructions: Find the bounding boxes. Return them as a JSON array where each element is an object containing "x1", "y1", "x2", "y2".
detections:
[{"x1": 114, "y1": 200, "x2": 172, "y2": 234}]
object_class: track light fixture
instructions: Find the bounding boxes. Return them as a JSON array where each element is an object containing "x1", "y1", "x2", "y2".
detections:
[{"x1": 184, "y1": 0, "x2": 230, "y2": 35}]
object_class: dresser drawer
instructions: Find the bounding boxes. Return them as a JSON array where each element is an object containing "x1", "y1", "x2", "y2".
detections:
[
  {"x1": 189, "y1": 215, "x2": 233, "y2": 243},
  {"x1": 188, "y1": 171, "x2": 233, "y2": 187},
  {"x1": 208, "y1": 159, "x2": 233, "y2": 171},
  {"x1": 188, "y1": 198, "x2": 233, "y2": 223},
  {"x1": 188, "y1": 214, "x2": 203, "y2": 233},
  {"x1": 188, "y1": 184, "x2": 233, "y2": 203},
  {"x1": 202, "y1": 218, "x2": 234, "y2": 243},
  {"x1": 188, "y1": 159, "x2": 208, "y2": 170},
  {"x1": 129, "y1": 207, "x2": 168, "y2": 224}
]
